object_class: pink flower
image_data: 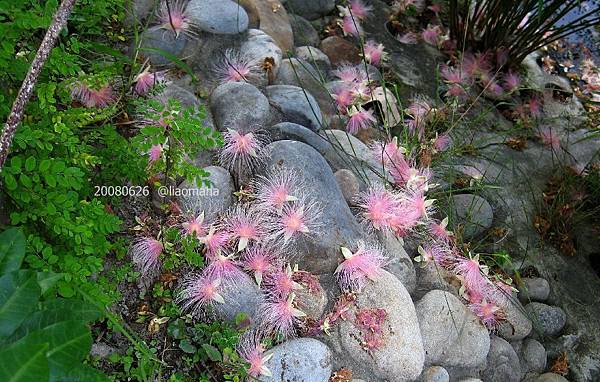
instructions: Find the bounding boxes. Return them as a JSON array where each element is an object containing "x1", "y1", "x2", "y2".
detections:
[
  {"x1": 422, "y1": 25, "x2": 442, "y2": 46},
  {"x1": 335, "y1": 243, "x2": 388, "y2": 292},
  {"x1": 433, "y1": 133, "x2": 452, "y2": 152},
  {"x1": 452, "y1": 255, "x2": 489, "y2": 292},
  {"x1": 264, "y1": 264, "x2": 302, "y2": 299},
  {"x1": 503, "y1": 71, "x2": 521, "y2": 92},
  {"x1": 254, "y1": 168, "x2": 301, "y2": 212},
  {"x1": 401, "y1": 190, "x2": 434, "y2": 221},
  {"x1": 331, "y1": 85, "x2": 355, "y2": 114},
  {"x1": 177, "y1": 273, "x2": 225, "y2": 315},
  {"x1": 214, "y1": 49, "x2": 258, "y2": 84},
  {"x1": 440, "y1": 65, "x2": 468, "y2": 85},
  {"x1": 218, "y1": 128, "x2": 268, "y2": 176},
  {"x1": 71, "y1": 82, "x2": 115, "y2": 108},
  {"x1": 397, "y1": 32, "x2": 419, "y2": 44},
  {"x1": 258, "y1": 293, "x2": 305, "y2": 338},
  {"x1": 346, "y1": 107, "x2": 376, "y2": 134},
  {"x1": 371, "y1": 136, "x2": 406, "y2": 166},
  {"x1": 445, "y1": 85, "x2": 467, "y2": 100},
  {"x1": 130, "y1": 237, "x2": 163, "y2": 276},
  {"x1": 363, "y1": 40, "x2": 386, "y2": 67},
  {"x1": 237, "y1": 331, "x2": 273, "y2": 378},
  {"x1": 341, "y1": 16, "x2": 363, "y2": 37},
  {"x1": 528, "y1": 96, "x2": 542, "y2": 117},
  {"x1": 223, "y1": 204, "x2": 266, "y2": 251},
  {"x1": 355, "y1": 186, "x2": 401, "y2": 232},
  {"x1": 462, "y1": 52, "x2": 492, "y2": 78},
  {"x1": 428, "y1": 217, "x2": 452, "y2": 242},
  {"x1": 485, "y1": 81, "x2": 504, "y2": 97},
  {"x1": 469, "y1": 300, "x2": 504, "y2": 329},
  {"x1": 148, "y1": 144, "x2": 163, "y2": 166},
  {"x1": 156, "y1": 0, "x2": 195, "y2": 38},
  {"x1": 267, "y1": 196, "x2": 322, "y2": 246},
  {"x1": 346, "y1": 0, "x2": 373, "y2": 19},
  {"x1": 332, "y1": 64, "x2": 367, "y2": 84},
  {"x1": 204, "y1": 252, "x2": 246, "y2": 283},
  {"x1": 181, "y1": 211, "x2": 207, "y2": 239},
  {"x1": 538, "y1": 126, "x2": 561, "y2": 151},
  {"x1": 134, "y1": 67, "x2": 166, "y2": 96},
  {"x1": 415, "y1": 243, "x2": 453, "y2": 266},
  {"x1": 241, "y1": 245, "x2": 279, "y2": 286},
  {"x1": 199, "y1": 225, "x2": 231, "y2": 257},
  {"x1": 349, "y1": 81, "x2": 371, "y2": 102}
]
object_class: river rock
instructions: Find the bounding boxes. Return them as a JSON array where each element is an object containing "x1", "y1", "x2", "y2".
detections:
[
  {"x1": 259, "y1": 140, "x2": 363, "y2": 274},
  {"x1": 421, "y1": 366, "x2": 450, "y2": 382},
  {"x1": 295, "y1": 46, "x2": 331, "y2": 74},
  {"x1": 521, "y1": 338, "x2": 547, "y2": 373},
  {"x1": 176, "y1": 166, "x2": 234, "y2": 222},
  {"x1": 245, "y1": 0, "x2": 293, "y2": 52},
  {"x1": 240, "y1": 29, "x2": 283, "y2": 85},
  {"x1": 209, "y1": 81, "x2": 271, "y2": 130},
  {"x1": 449, "y1": 194, "x2": 494, "y2": 240},
  {"x1": 482, "y1": 336, "x2": 521, "y2": 382},
  {"x1": 261, "y1": 338, "x2": 332, "y2": 382},
  {"x1": 320, "y1": 36, "x2": 361, "y2": 67},
  {"x1": 334, "y1": 169, "x2": 360, "y2": 205},
  {"x1": 377, "y1": 230, "x2": 416, "y2": 294},
  {"x1": 415, "y1": 290, "x2": 490, "y2": 369},
  {"x1": 497, "y1": 297, "x2": 533, "y2": 341},
  {"x1": 290, "y1": 14, "x2": 320, "y2": 47},
  {"x1": 187, "y1": 0, "x2": 249, "y2": 34},
  {"x1": 138, "y1": 26, "x2": 188, "y2": 66},
  {"x1": 534, "y1": 373, "x2": 569, "y2": 382},
  {"x1": 266, "y1": 85, "x2": 323, "y2": 131},
  {"x1": 525, "y1": 302, "x2": 567, "y2": 337},
  {"x1": 216, "y1": 273, "x2": 263, "y2": 321},
  {"x1": 285, "y1": 0, "x2": 335, "y2": 20},
  {"x1": 519, "y1": 277, "x2": 551, "y2": 303},
  {"x1": 326, "y1": 270, "x2": 425, "y2": 381}
]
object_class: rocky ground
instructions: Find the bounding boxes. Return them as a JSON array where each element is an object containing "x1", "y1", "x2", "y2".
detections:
[{"x1": 105, "y1": 0, "x2": 600, "y2": 381}]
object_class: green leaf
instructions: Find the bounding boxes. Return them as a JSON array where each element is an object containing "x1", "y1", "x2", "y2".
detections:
[
  {"x1": 39, "y1": 159, "x2": 51, "y2": 172},
  {"x1": 44, "y1": 174, "x2": 56, "y2": 187},
  {"x1": 201, "y1": 344, "x2": 222, "y2": 362},
  {"x1": 0, "y1": 342, "x2": 49, "y2": 382},
  {"x1": 0, "y1": 271, "x2": 41, "y2": 338},
  {"x1": 4, "y1": 173, "x2": 17, "y2": 190},
  {"x1": 24, "y1": 157, "x2": 36, "y2": 172},
  {"x1": 179, "y1": 339, "x2": 196, "y2": 354},
  {"x1": 36, "y1": 272, "x2": 62, "y2": 294},
  {"x1": 0, "y1": 228, "x2": 26, "y2": 274},
  {"x1": 10, "y1": 157, "x2": 22, "y2": 171},
  {"x1": 138, "y1": 47, "x2": 197, "y2": 81}
]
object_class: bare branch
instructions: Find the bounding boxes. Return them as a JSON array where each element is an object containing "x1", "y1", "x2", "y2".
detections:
[{"x1": 0, "y1": 0, "x2": 78, "y2": 171}]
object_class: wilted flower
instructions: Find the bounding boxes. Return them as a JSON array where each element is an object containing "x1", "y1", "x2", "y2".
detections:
[
  {"x1": 71, "y1": 82, "x2": 115, "y2": 108},
  {"x1": 363, "y1": 40, "x2": 386, "y2": 67},
  {"x1": 538, "y1": 126, "x2": 561, "y2": 151},
  {"x1": 503, "y1": 71, "x2": 520, "y2": 92},
  {"x1": 422, "y1": 25, "x2": 443, "y2": 46}
]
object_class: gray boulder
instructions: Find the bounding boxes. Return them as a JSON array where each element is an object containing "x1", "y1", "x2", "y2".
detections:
[
  {"x1": 534, "y1": 373, "x2": 569, "y2": 382},
  {"x1": 266, "y1": 85, "x2": 323, "y2": 131},
  {"x1": 295, "y1": 46, "x2": 331, "y2": 74},
  {"x1": 216, "y1": 273, "x2": 263, "y2": 321},
  {"x1": 176, "y1": 166, "x2": 234, "y2": 222},
  {"x1": 526, "y1": 302, "x2": 567, "y2": 337},
  {"x1": 482, "y1": 336, "x2": 522, "y2": 382},
  {"x1": 209, "y1": 81, "x2": 270, "y2": 130},
  {"x1": 138, "y1": 26, "x2": 188, "y2": 66},
  {"x1": 449, "y1": 194, "x2": 494, "y2": 240},
  {"x1": 187, "y1": 0, "x2": 249, "y2": 34},
  {"x1": 519, "y1": 277, "x2": 551, "y2": 303},
  {"x1": 285, "y1": 0, "x2": 335, "y2": 20},
  {"x1": 521, "y1": 338, "x2": 547, "y2": 374},
  {"x1": 290, "y1": 14, "x2": 320, "y2": 47},
  {"x1": 260, "y1": 338, "x2": 332, "y2": 382},
  {"x1": 421, "y1": 366, "x2": 450, "y2": 382}
]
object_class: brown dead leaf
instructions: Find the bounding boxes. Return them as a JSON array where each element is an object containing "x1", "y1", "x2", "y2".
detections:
[
  {"x1": 329, "y1": 368, "x2": 353, "y2": 382},
  {"x1": 505, "y1": 137, "x2": 527, "y2": 151},
  {"x1": 551, "y1": 352, "x2": 569, "y2": 376}
]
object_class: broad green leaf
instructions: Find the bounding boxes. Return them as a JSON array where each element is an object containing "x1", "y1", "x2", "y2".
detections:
[
  {"x1": 38, "y1": 159, "x2": 51, "y2": 172},
  {"x1": 201, "y1": 343, "x2": 222, "y2": 362},
  {"x1": 0, "y1": 228, "x2": 26, "y2": 274},
  {"x1": 4, "y1": 173, "x2": 17, "y2": 190},
  {"x1": 0, "y1": 342, "x2": 49, "y2": 382},
  {"x1": 0, "y1": 271, "x2": 40, "y2": 338},
  {"x1": 24, "y1": 157, "x2": 36, "y2": 172},
  {"x1": 36, "y1": 272, "x2": 62, "y2": 294},
  {"x1": 179, "y1": 339, "x2": 196, "y2": 354}
]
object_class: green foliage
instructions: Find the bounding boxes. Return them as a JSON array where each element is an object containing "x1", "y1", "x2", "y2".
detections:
[{"x1": 0, "y1": 228, "x2": 106, "y2": 382}]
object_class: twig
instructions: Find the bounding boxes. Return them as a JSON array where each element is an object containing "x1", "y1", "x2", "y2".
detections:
[{"x1": 0, "y1": 0, "x2": 77, "y2": 171}]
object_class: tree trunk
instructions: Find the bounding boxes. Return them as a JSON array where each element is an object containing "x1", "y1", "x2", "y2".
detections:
[{"x1": 0, "y1": 0, "x2": 78, "y2": 172}]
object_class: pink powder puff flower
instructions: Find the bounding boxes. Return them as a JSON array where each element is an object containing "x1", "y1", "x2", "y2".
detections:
[
  {"x1": 223, "y1": 204, "x2": 266, "y2": 252},
  {"x1": 339, "y1": 0, "x2": 373, "y2": 19},
  {"x1": 258, "y1": 293, "x2": 306, "y2": 338},
  {"x1": 440, "y1": 65, "x2": 468, "y2": 85},
  {"x1": 355, "y1": 186, "x2": 401, "y2": 232},
  {"x1": 346, "y1": 106, "x2": 376, "y2": 134},
  {"x1": 462, "y1": 52, "x2": 492, "y2": 78},
  {"x1": 335, "y1": 242, "x2": 388, "y2": 292},
  {"x1": 156, "y1": 0, "x2": 196, "y2": 38},
  {"x1": 130, "y1": 237, "x2": 164, "y2": 277},
  {"x1": 331, "y1": 85, "x2": 355, "y2": 114},
  {"x1": 397, "y1": 32, "x2": 419, "y2": 44},
  {"x1": 527, "y1": 96, "x2": 542, "y2": 117},
  {"x1": 147, "y1": 144, "x2": 163, "y2": 166},
  {"x1": 332, "y1": 64, "x2": 367, "y2": 84},
  {"x1": 422, "y1": 25, "x2": 442, "y2": 46},
  {"x1": 349, "y1": 81, "x2": 371, "y2": 102},
  {"x1": 241, "y1": 245, "x2": 280, "y2": 286},
  {"x1": 538, "y1": 126, "x2": 561, "y2": 151},
  {"x1": 181, "y1": 211, "x2": 207, "y2": 239},
  {"x1": 371, "y1": 136, "x2": 406, "y2": 166},
  {"x1": 428, "y1": 3, "x2": 442, "y2": 13},
  {"x1": 236, "y1": 331, "x2": 273, "y2": 378},
  {"x1": 401, "y1": 190, "x2": 435, "y2": 221},
  {"x1": 415, "y1": 243, "x2": 452, "y2": 266},
  {"x1": 341, "y1": 16, "x2": 363, "y2": 37},
  {"x1": 363, "y1": 40, "x2": 386, "y2": 67},
  {"x1": 445, "y1": 84, "x2": 467, "y2": 100},
  {"x1": 433, "y1": 132, "x2": 452, "y2": 152},
  {"x1": 204, "y1": 252, "x2": 246, "y2": 284},
  {"x1": 485, "y1": 81, "x2": 504, "y2": 97},
  {"x1": 406, "y1": 100, "x2": 433, "y2": 127},
  {"x1": 254, "y1": 168, "x2": 301, "y2": 212},
  {"x1": 218, "y1": 127, "x2": 268, "y2": 176},
  {"x1": 176, "y1": 273, "x2": 225, "y2": 315},
  {"x1": 199, "y1": 225, "x2": 231, "y2": 257},
  {"x1": 134, "y1": 67, "x2": 166, "y2": 96},
  {"x1": 214, "y1": 49, "x2": 258, "y2": 84},
  {"x1": 428, "y1": 217, "x2": 452, "y2": 242},
  {"x1": 267, "y1": 196, "x2": 322, "y2": 246},
  {"x1": 469, "y1": 299, "x2": 504, "y2": 329},
  {"x1": 392, "y1": 162, "x2": 431, "y2": 191},
  {"x1": 71, "y1": 82, "x2": 115, "y2": 108},
  {"x1": 503, "y1": 71, "x2": 520, "y2": 92},
  {"x1": 264, "y1": 264, "x2": 303, "y2": 299},
  {"x1": 452, "y1": 255, "x2": 490, "y2": 292}
]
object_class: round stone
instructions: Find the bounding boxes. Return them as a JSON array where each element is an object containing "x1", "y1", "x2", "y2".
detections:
[
  {"x1": 187, "y1": 0, "x2": 249, "y2": 34},
  {"x1": 449, "y1": 194, "x2": 494, "y2": 240},
  {"x1": 320, "y1": 36, "x2": 361, "y2": 67},
  {"x1": 422, "y1": 366, "x2": 450, "y2": 382},
  {"x1": 334, "y1": 169, "x2": 360, "y2": 205},
  {"x1": 519, "y1": 277, "x2": 551, "y2": 302},
  {"x1": 525, "y1": 302, "x2": 567, "y2": 336}
]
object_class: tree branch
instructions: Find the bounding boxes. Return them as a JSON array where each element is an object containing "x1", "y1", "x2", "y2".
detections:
[{"x1": 0, "y1": 0, "x2": 78, "y2": 171}]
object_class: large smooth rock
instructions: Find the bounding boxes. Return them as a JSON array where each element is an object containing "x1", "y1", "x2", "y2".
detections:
[
  {"x1": 414, "y1": 261, "x2": 460, "y2": 300},
  {"x1": 209, "y1": 82, "x2": 270, "y2": 130},
  {"x1": 421, "y1": 366, "x2": 450, "y2": 382},
  {"x1": 320, "y1": 36, "x2": 361, "y2": 67},
  {"x1": 482, "y1": 336, "x2": 521, "y2": 382},
  {"x1": 240, "y1": 29, "x2": 283, "y2": 85},
  {"x1": 285, "y1": 0, "x2": 335, "y2": 20},
  {"x1": 259, "y1": 140, "x2": 364, "y2": 274},
  {"x1": 245, "y1": 0, "x2": 293, "y2": 52},
  {"x1": 261, "y1": 338, "x2": 332, "y2": 382},
  {"x1": 290, "y1": 14, "x2": 320, "y2": 47},
  {"x1": 519, "y1": 277, "x2": 551, "y2": 303},
  {"x1": 176, "y1": 166, "x2": 234, "y2": 222},
  {"x1": 525, "y1": 302, "x2": 567, "y2": 337},
  {"x1": 334, "y1": 169, "x2": 360, "y2": 205},
  {"x1": 216, "y1": 273, "x2": 263, "y2": 321},
  {"x1": 415, "y1": 290, "x2": 490, "y2": 369},
  {"x1": 497, "y1": 296, "x2": 533, "y2": 341},
  {"x1": 266, "y1": 85, "x2": 323, "y2": 131},
  {"x1": 138, "y1": 26, "x2": 188, "y2": 66},
  {"x1": 449, "y1": 194, "x2": 494, "y2": 240},
  {"x1": 327, "y1": 270, "x2": 425, "y2": 381},
  {"x1": 188, "y1": 0, "x2": 249, "y2": 34},
  {"x1": 377, "y1": 231, "x2": 416, "y2": 295},
  {"x1": 520, "y1": 339, "x2": 547, "y2": 374},
  {"x1": 157, "y1": 84, "x2": 200, "y2": 108},
  {"x1": 274, "y1": 58, "x2": 335, "y2": 116},
  {"x1": 295, "y1": 46, "x2": 331, "y2": 74},
  {"x1": 534, "y1": 373, "x2": 569, "y2": 382}
]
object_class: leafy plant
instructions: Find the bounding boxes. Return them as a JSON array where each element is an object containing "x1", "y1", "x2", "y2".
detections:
[
  {"x1": 0, "y1": 227, "x2": 107, "y2": 382},
  {"x1": 448, "y1": 0, "x2": 600, "y2": 65}
]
